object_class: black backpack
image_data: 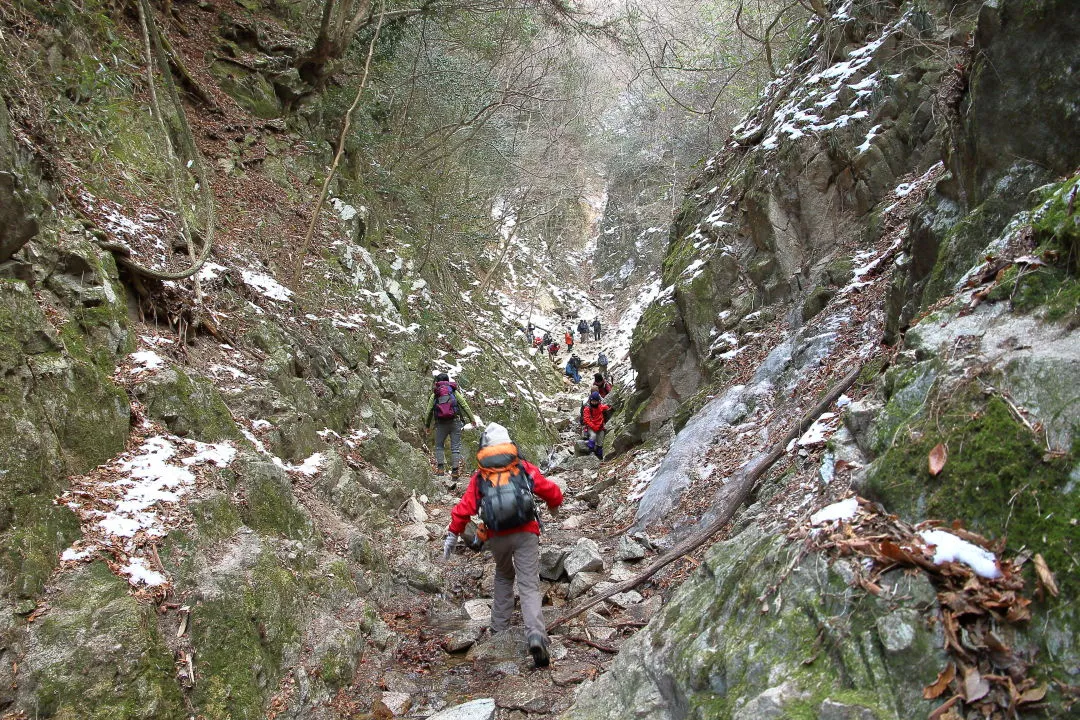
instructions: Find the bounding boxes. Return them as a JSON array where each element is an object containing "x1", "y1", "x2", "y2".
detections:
[{"x1": 476, "y1": 444, "x2": 536, "y2": 531}]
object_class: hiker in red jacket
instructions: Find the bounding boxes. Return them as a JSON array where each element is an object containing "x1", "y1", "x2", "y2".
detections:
[
  {"x1": 443, "y1": 422, "x2": 563, "y2": 668},
  {"x1": 591, "y1": 373, "x2": 612, "y2": 398},
  {"x1": 581, "y1": 391, "x2": 611, "y2": 460}
]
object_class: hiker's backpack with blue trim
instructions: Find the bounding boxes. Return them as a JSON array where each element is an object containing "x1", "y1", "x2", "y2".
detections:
[
  {"x1": 475, "y1": 441, "x2": 536, "y2": 531},
  {"x1": 434, "y1": 380, "x2": 459, "y2": 420}
]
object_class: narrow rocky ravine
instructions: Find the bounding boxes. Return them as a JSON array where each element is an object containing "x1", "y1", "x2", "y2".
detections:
[{"x1": 327, "y1": 325, "x2": 664, "y2": 719}]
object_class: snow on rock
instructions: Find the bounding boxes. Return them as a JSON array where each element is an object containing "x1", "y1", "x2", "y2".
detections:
[
  {"x1": 810, "y1": 497, "x2": 859, "y2": 525},
  {"x1": 196, "y1": 261, "x2": 228, "y2": 282},
  {"x1": 120, "y1": 557, "x2": 168, "y2": 587},
  {"x1": 918, "y1": 529, "x2": 1002, "y2": 579},
  {"x1": 59, "y1": 433, "x2": 239, "y2": 589},
  {"x1": 129, "y1": 350, "x2": 166, "y2": 373},
  {"x1": 793, "y1": 412, "x2": 839, "y2": 448},
  {"x1": 61, "y1": 546, "x2": 96, "y2": 562},
  {"x1": 241, "y1": 270, "x2": 294, "y2": 302}
]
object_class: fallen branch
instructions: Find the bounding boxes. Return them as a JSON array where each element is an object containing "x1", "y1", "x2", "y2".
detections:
[
  {"x1": 564, "y1": 635, "x2": 617, "y2": 653},
  {"x1": 548, "y1": 362, "x2": 869, "y2": 631}
]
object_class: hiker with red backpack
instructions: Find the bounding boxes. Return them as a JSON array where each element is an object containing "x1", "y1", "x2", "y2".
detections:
[
  {"x1": 581, "y1": 391, "x2": 611, "y2": 460},
  {"x1": 424, "y1": 373, "x2": 480, "y2": 479},
  {"x1": 443, "y1": 422, "x2": 563, "y2": 668},
  {"x1": 547, "y1": 341, "x2": 560, "y2": 363},
  {"x1": 591, "y1": 373, "x2": 612, "y2": 398}
]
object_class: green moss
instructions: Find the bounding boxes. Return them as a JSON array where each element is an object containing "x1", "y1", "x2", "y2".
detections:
[
  {"x1": 0, "y1": 496, "x2": 80, "y2": 600},
  {"x1": 32, "y1": 562, "x2": 185, "y2": 719},
  {"x1": 865, "y1": 394, "x2": 1078, "y2": 594},
  {"x1": 138, "y1": 368, "x2": 240, "y2": 442},
  {"x1": 191, "y1": 493, "x2": 243, "y2": 545},
  {"x1": 191, "y1": 550, "x2": 304, "y2": 720},
  {"x1": 239, "y1": 461, "x2": 314, "y2": 540}
]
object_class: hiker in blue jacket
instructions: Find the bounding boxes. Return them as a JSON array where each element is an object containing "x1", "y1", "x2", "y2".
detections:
[
  {"x1": 564, "y1": 354, "x2": 582, "y2": 384},
  {"x1": 424, "y1": 373, "x2": 480, "y2": 479}
]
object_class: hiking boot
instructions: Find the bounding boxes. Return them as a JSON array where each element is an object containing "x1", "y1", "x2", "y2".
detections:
[
  {"x1": 435, "y1": 464, "x2": 446, "y2": 476},
  {"x1": 451, "y1": 466, "x2": 460, "y2": 480},
  {"x1": 528, "y1": 632, "x2": 550, "y2": 668}
]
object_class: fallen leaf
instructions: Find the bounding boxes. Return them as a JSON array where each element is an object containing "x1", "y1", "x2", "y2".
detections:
[
  {"x1": 1018, "y1": 683, "x2": 1048, "y2": 704},
  {"x1": 1033, "y1": 554, "x2": 1059, "y2": 598},
  {"x1": 963, "y1": 665, "x2": 990, "y2": 701},
  {"x1": 924, "y1": 662, "x2": 956, "y2": 700},
  {"x1": 929, "y1": 443, "x2": 948, "y2": 476}
]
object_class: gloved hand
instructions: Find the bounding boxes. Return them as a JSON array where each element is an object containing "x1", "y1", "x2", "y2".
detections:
[
  {"x1": 548, "y1": 504, "x2": 560, "y2": 519},
  {"x1": 443, "y1": 532, "x2": 458, "y2": 560}
]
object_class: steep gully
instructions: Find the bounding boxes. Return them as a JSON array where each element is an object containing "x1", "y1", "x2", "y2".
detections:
[{"x1": 334, "y1": 314, "x2": 660, "y2": 720}]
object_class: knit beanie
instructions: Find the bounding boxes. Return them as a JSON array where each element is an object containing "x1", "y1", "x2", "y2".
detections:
[
  {"x1": 435, "y1": 372, "x2": 450, "y2": 382},
  {"x1": 589, "y1": 391, "x2": 601, "y2": 402},
  {"x1": 480, "y1": 422, "x2": 512, "y2": 448}
]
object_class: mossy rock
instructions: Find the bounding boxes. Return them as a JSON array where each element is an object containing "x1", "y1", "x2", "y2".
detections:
[
  {"x1": 564, "y1": 526, "x2": 945, "y2": 719},
  {"x1": 209, "y1": 60, "x2": 281, "y2": 119},
  {"x1": 190, "y1": 549, "x2": 305, "y2": 719},
  {"x1": 864, "y1": 393, "x2": 1078, "y2": 595},
  {"x1": 26, "y1": 562, "x2": 185, "y2": 719},
  {"x1": 132, "y1": 367, "x2": 241, "y2": 442},
  {"x1": 235, "y1": 456, "x2": 315, "y2": 540},
  {"x1": 0, "y1": 496, "x2": 80, "y2": 601}
]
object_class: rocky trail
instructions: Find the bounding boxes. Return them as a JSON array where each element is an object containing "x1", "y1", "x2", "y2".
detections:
[{"x1": 329, "y1": 331, "x2": 663, "y2": 720}]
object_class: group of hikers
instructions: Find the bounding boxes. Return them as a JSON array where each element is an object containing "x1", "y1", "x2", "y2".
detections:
[
  {"x1": 423, "y1": 342, "x2": 615, "y2": 668},
  {"x1": 525, "y1": 317, "x2": 603, "y2": 364}
]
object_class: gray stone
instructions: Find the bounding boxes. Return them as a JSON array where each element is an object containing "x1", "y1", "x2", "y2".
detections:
[
  {"x1": 876, "y1": 609, "x2": 919, "y2": 653},
  {"x1": 495, "y1": 677, "x2": 551, "y2": 713},
  {"x1": 733, "y1": 682, "x2": 810, "y2": 720},
  {"x1": 615, "y1": 535, "x2": 646, "y2": 561},
  {"x1": 443, "y1": 623, "x2": 484, "y2": 653},
  {"x1": 464, "y1": 599, "x2": 492, "y2": 622},
  {"x1": 0, "y1": 171, "x2": 38, "y2": 262},
  {"x1": 568, "y1": 571, "x2": 602, "y2": 600},
  {"x1": 607, "y1": 590, "x2": 643, "y2": 608},
  {"x1": 425, "y1": 698, "x2": 496, "y2": 720},
  {"x1": 818, "y1": 698, "x2": 877, "y2": 720},
  {"x1": 563, "y1": 538, "x2": 604, "y2": 578},
  {"x1": 380, "y1": 691, "x2": 412, "y2": 716},
  {"x1": 539, "y1": 546, "x2": 568, "y2": 581},
  {"x1": 404, "y1": 496, "x2": 428, "y2": 523},
  {"x1": 467, "y1": 630, "x2": 527, "y2": 662}
]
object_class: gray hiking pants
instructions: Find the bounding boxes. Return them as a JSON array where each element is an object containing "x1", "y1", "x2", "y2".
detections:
[
  {"x1": 433, "y1": 417, "x2": 463, "y2": 469},
  {"x1": 487, "y1": 532, "x2": 545, "y2": 640}
]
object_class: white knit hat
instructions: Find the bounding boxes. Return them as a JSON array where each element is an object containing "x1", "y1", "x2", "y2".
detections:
[{"x1": 480, "y1": 422, "x2": 511, "y2": 448}]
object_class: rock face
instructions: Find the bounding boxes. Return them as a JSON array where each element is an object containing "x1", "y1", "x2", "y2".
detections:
[
  {"x1": 0, "y1": 98, "x2": 39, "y2": 263},
  {"x1": 621, "y1": 0, "x2": 1080, "y2": 436},
  {"x1": 568, "y1": 0, "x2": 1080, "y2": 718},
  {"x1": 565, "y1": 526, "x2": 947, "y2": 720}
]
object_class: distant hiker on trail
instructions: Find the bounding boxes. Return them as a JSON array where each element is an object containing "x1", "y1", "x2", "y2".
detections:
[
  {"x1": 443, "y1": 422, "x2": 563, "y2": 668},
  {"x1": 542, "y1": 331, "x2": 552, "y2": 348},
  {"x1": 597, "y1": 351, "x2": 608, "y2": 379},
  {"x1": 526, "y1": 322, "x2": 533, "y2": 338},
  {"x1": 592, "y1": 318, "x2": 602, "y2": 341},
  {"x1": 547, "y1": 341, "x2": 559, "y2": 363},
  {"x1": 565, "y1": 354, "x2": 581, "y2": 384},
  {"x1": 581, "y1": 391, "x2": 612, "y2": 460},
  {"x1": 577, "y1": 319, "x2": 589, "y2": 344},
  {"x1": 564, "y1": 329, "x2": 574, "y2": 353},
  {"x1": 424, "y1": 373, "x2": 480, "y2": 479},
  {"x1": 592, "y1": 372, "x2": 612, "y2": 398}
]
